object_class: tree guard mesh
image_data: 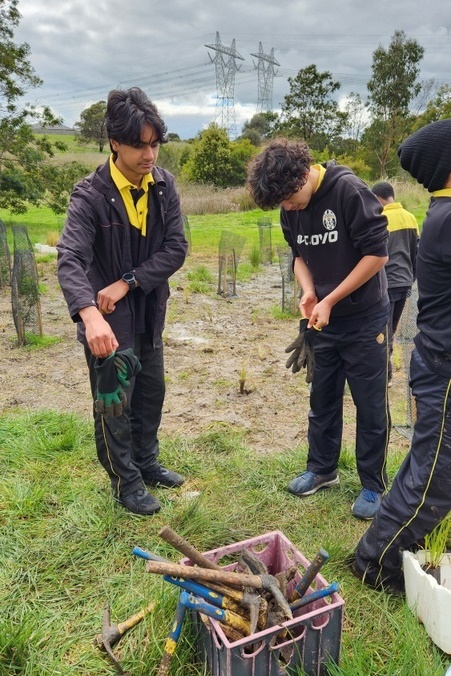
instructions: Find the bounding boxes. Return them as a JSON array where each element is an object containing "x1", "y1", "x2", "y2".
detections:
[
  {"x1": 218, "y1": 230, "x2": 246, "y2": 296},
  {"x1": 258, "y1": 217, "x2": 273, "y2": 264},
  {"x1": 11, "y1": 225, "x2": 43, "y2": 345},
  {"x1": 0, "y1": 220, "x2": 11, "y2": 288},
  {"x1": 183, "y1": 214, "x2": 192, "y2": 256},
  {"x1": 217, "y1": 231, "x2": 246, "y2": 297},
  {"x1": 277, "y1": 245, "x2": 299, "y2": 314},
  {"x1": 393, "y1": 282, "x2": 418, "y2": 439}
]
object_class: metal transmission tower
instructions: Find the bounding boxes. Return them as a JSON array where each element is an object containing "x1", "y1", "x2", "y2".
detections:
[
  {"x1": 205, "y1": 32, "x2": 244, "y2": 139},
  {"x1": 251, "y1": 42, "x2": 280, "y2": 113}
]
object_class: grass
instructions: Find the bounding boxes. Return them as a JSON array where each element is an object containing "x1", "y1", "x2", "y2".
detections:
[
  {"x1": 0, "y1": 410, "x2": 448, "y2": 675},
  {"x1": 22, "y1": 333, "x2": 61, "y2": 350}
]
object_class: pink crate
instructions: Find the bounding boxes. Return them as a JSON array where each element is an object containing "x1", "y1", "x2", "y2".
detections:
[{"x1": 181, "y1": 530, "x2": 344, "y2": 676}]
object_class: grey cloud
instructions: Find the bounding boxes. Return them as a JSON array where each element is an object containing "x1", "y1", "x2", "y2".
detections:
[{"x1": 13, "y1": 0, "x2": 451, "y2": 137}]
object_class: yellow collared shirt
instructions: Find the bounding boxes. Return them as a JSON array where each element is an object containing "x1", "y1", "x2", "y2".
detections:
[
  {"x1": 431, "y1": 188, "x2": 451, "y2": 198},
  {"x1": 312, "y1": 164, "x2": 326, "y2": 192},
  {"x1": 109, "y1": 155, "x2": 154, "y2": 236}
]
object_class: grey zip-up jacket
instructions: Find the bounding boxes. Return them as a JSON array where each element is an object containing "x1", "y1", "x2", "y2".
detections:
[{"x1": 57, "y1": 159, "x2": 187, "y2": 348}]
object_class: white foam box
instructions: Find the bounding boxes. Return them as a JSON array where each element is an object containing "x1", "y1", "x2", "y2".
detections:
[{"x1": 403, "y1": 550, "x2": 451, "y2": 654}]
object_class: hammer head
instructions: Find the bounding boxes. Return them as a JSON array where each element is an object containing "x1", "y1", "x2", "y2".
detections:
[
  {"x1": 94, "y1": 605, "x2": 127, "y2": 674},
  {"x1": 239, "y1": 550, "x2": 293, "y2": 624}
]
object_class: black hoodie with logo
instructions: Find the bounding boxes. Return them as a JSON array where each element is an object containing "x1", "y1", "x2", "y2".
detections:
[{"x1": 281, "y1": 161, "x2": 389, "y2": 318}]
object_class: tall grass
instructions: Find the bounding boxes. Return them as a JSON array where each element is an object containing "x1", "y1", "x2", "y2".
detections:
[
  {"x1": 382, "y1": 178, "x2": 429, "y2": 226},
  {"x1": 179, "y1": 182, "x2": 256, "y2": 215}
]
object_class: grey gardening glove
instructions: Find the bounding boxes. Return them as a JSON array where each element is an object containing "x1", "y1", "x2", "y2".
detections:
[
  {"x1": 94, "y1": 352, "x2": 126, "y2": 418},
  {"x1": 114, "y1": 348, "x2": 142, "y2": 388},
  {"x1": 285, "y1": 318, "x2": 316, "y2": 384}
]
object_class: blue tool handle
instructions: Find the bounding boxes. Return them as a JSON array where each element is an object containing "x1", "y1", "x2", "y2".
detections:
[
  {"x1": 179, "y1": 590, "x2": 226, "y2": 622},
  {"x1": 158, "y1": 596, "x2": 187, "y2": 676},
  {"x1": 132, "y1": 546, "x2": 168, "y2": 563},
  {"x1": 290, "y1": 582, "x2": 340, "y2": 612},
  {"x1": 168, "y1": 597, "x2": 187, "y2": 642},
  {"x1": 163, "y1": 575, "x2": 224, "y2": 607}
]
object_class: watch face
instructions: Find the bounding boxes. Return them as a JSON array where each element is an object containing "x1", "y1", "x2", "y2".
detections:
[{"x1": 123, "y1": 272, "x2": 136, "y2": 287}]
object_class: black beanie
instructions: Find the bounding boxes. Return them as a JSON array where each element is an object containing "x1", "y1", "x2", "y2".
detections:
[
  {"x1": 397, "y1": 119, "x2": 451, "y2": 192},
  {"x1": 371, "y1": 181, "x2": 395, "y2": 200}
]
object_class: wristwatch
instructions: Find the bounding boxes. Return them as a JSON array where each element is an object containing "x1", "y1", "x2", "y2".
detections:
[{"x1": 122, "y1": 271, "x2": 138, "y2": 290}]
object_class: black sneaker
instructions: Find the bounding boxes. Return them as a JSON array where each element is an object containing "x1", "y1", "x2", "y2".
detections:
[
  {"x1": 117, "y1": 488, "x2": 160, "y2": 515},
  {"x1": 348, "y1": 556, "x2": 404, "y2": 596},
  {"x1": 288, "y1": 470, "x2": 339, "y2": 496},
  {"x1": 142, "y1": 465, "x2": 185, "y2": 488}
]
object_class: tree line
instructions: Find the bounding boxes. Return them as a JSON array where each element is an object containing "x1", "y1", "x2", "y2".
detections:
[{"x1": 2, "y1": 0, "x2": 450, "y2": 215}]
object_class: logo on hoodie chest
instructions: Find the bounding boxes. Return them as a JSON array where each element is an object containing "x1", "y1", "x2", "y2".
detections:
[
  {"x1": 297, "y1": 209, "x2": 338, "y2": 246},
  {"x1": 323, "y1": 209, "x2": 337, "y2": 230}
]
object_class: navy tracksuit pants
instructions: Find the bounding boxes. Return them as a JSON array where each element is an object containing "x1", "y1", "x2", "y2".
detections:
[
  {"x1": 307, "y1": 306, "x2": 391, "y2": 494},
  {"x1": 85, "y1": 334, "x2": 165, "y2": 498},
  {"x1": 355, "y1": 348, "x2": 451, "y2": 581}
]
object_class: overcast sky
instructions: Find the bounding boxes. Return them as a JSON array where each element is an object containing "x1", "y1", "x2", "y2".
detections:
[{"x1": 14, "y1": 0, "x2": 451, "y2": 139}]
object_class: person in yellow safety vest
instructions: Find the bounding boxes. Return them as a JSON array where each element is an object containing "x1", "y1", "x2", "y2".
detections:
[{"x1": 371, "y1": 181, "x2": 419, "y2": 386}]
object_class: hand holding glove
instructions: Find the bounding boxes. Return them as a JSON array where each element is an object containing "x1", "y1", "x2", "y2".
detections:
[
  {"x1": 94, "y1": 348, "x2": 142, "y2": 417},
  {"x1": 94, "y1": 352, "x2": 126, "y2": 418},
  {"x1": 285, "y1": 318, "x2": 316, "y2": 384}
]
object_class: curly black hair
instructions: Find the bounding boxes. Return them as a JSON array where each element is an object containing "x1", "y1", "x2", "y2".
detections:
[
  {"x1": 105, "y1": 87, "x2": 168, "y2": 156},
  {"x1": 246, "y1": 138, "x2": 313, "y2": 209}
]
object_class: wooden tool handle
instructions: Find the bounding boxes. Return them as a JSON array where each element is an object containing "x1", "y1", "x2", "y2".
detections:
[
  {"x1": 159, "y1": 525, "x2": 221, "y2": 570},
  {"x1": 145, "y1": 559, "x2": 263, "y2": 589}
]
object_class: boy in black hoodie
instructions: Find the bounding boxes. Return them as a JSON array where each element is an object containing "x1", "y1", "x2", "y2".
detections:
[{"x1": 247, "y1": 138, "x2": 390, "y2": 519}]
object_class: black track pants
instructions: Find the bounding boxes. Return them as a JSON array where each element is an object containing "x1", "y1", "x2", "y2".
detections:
[
  {"x1": 355, "y1": 348, "x2": 451, "y2": 579},
  {"x1": 85, "y1": 335, "x2": 165, "y2": 498},
  {"x1": 307, "y1": 306, "x2": 391, "y2": 493}
]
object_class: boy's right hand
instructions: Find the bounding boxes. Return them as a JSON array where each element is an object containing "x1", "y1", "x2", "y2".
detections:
[{"x1": 79, "y1": 306, "x2": 119, "y2": 358}]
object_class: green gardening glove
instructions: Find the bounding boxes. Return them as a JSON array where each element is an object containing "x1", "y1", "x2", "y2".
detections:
[
  {"x1": 114, "y1": 348, "x2": 142, "y2": 388},
  {"x1": 94, "y1": 352, "x2": 126, "y2": 418},
  {"x1": 285, "y1": 318, "x2": 316, "y2": 384}
]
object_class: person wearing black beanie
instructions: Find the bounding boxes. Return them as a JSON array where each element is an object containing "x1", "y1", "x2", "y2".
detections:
[
  {"x1": 352, "y1": 124, "x2": 451, "y2": 593},
  {"x1": 397, "y1": 119, "x2": 451, "y2": 192}
]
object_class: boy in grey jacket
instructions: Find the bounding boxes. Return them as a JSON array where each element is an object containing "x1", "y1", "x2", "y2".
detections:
[{"x1": 57, "y1": 87, "x2": 188, "y2": 515}]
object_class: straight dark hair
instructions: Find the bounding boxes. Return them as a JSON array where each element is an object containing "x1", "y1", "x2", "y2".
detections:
[{"x1": 105, "y1": 87, "x2": 168, "y2": 155}]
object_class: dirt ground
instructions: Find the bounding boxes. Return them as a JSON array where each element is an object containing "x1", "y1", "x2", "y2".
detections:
[{"x1": 0, "y1": 255, "x2": 411, "y2": 456}]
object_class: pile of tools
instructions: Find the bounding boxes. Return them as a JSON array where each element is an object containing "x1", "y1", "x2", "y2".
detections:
[{"x1": 95, "y1": 526, "x2": 339, "y2": 675}]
